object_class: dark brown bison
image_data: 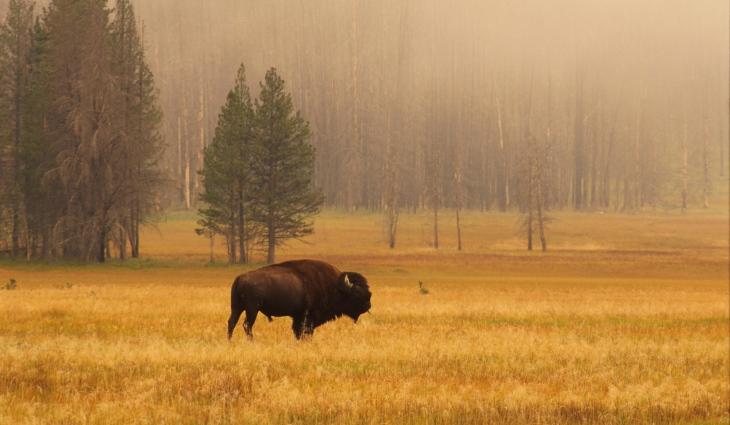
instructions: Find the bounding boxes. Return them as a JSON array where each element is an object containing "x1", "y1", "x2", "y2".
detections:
[{"x1": 227, "y1": 259, "x2": 371, "y2": 340}]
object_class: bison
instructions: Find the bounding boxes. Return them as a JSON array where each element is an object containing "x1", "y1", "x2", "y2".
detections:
[{"x1": 227, "y1": 259, "x2": 371, "y2": 340}]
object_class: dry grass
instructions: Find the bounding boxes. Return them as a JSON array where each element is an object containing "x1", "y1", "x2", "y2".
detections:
[{"x1": 0, "y1": 209, "x2": 728, "y2": 424}]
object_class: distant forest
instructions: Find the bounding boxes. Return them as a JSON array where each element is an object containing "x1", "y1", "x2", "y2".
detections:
[
  {"x1": 1, "y1": 0, "x2": 728, "y2": 259},
  {"x1": 132, "y1": 0, "x2": 728, "y2": 213}
]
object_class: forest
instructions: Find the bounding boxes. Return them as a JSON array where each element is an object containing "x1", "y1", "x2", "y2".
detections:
[
  {"x1": 0, "y1": 0, "x2": 728, "y2": 261},
  {"x1": 132, "y1": 0, "x2": 728, "y2": 212},
  {"x1": 0, "y1": 0, "x2": 160, "y2": 261}
]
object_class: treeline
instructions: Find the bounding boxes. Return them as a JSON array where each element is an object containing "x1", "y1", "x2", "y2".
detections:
[
  {"x1": 127, "y1": 0, "x2": 727, "y2": 215},
  {"x1": 0, "y1": 0, "x2": 162, "y2": 261},
  {"x1": 1, "y1": 1, "x2": 726, "y2": 258},
  {"x1": 198, "y1": 65, "x2": 322, "y2": 265}
]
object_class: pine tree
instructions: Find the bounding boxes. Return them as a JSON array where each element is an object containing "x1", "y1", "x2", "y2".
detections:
[
  {"x1": 42, "y1": 0, "x2": 118, "y2": 261},
  {"x1": 0, "y1": 0, "x2": 34, "y2": 257},
  {"x1": 250, "y1": 68, "x2": 323, "y2": 264},
  {"x1": 198, "y1": 64, "x2": 256, "y2": 264},
  {"x1": 0, "y1": 0, "x2": 161, "y2": 262},
  {"x1": 40, "y1": 0, "x2": 161, "y2": 262},
  {"x1": 110, "y1": 0, "x2": 163, "y2": 259},
  {"x1": 20, "y1": 17, "x2": 58, "y2": 259},
  {"x1": 110, "y1": 0, "x2": 138, "y2": 259},
  {"x1": 128, "y1": 49, "x2": 163, "y2": 258}
]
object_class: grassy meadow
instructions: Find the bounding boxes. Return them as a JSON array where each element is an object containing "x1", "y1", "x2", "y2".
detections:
[{"x1": 0, "y1": 208, "x2": 728, "y2": 424}]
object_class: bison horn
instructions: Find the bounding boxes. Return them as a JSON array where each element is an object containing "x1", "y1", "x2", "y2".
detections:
[{"x1": 344, "y1": 274, "x2": 353, "y2": 288}]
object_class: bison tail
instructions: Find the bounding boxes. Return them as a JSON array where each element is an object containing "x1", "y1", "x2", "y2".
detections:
[
  {"x1": 228, "y1": 278, "x2": 245, "y2": 340},
  {"x1": 230, "y1": 278, "x2": 244, "y2": 310}
]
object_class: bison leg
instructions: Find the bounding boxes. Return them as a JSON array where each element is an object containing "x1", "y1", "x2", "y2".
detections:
[
  {"x1": 292, "y1": 312, "x2": 314, "y2": 340},
  {"x1": 291, "y1": 315, "x2": 304, "y2": 339},
  {"x1": 303, "y1": 310, "x2": 315, "y2": 338},
  {"x1": 243, "y1": 308, "x2": 258, "y2": 339},
  {"x1": 227, "y1": 308, "x2": 243, "y2": 340},
  {"x1": 302, "y1": 322, "x2": 315, "y2": 339},
  {"x1": 228, "y1": 282, "x2": 244, "y2": 340}
]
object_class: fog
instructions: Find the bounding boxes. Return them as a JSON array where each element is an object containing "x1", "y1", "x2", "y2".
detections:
[{"x1": 3, "y1": 0, "x2": 728, "y2": 210}]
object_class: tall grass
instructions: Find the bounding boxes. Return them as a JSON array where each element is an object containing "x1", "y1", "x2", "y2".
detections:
[{"x1": 0, "y1": 211, "x2": 727, "y2": 424}]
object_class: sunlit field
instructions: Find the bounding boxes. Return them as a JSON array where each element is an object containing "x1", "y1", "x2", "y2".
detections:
[{"x1": 0, "y1": 208, "x2": 728, "y2": 424}]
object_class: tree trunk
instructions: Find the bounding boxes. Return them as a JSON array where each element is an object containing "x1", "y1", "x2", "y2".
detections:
[
  {"x1": 634, "y1": 104, "x2": 642, "y2": 209},
  {"x1": 386, "y1": 201, "x2": 398, "y2": 249},
  {"x1": 25, "y1": 230, "x2": 32, "y2": 261},
  {"x1": 348, "y1": 1, "x2": 360, "y2": 211},
  {"x1": 267, "y1": 221, "x2": 276, "y2": 264},
  {"x1": 129, "y1": 202, "x2": 140, "y2": 258},
  {"x1": 194, "y1": 101, "x2": 205, "y2": 210},
  {"x1": 622, "y1": 174, "x2": 632, "y2": 212},
  {"x1": 720, "y1": 119, "x2": 725, "y2": 177},
  {"x1": 133, "y1": 205, "x2": 140, "y2": 257},
  {"x1": 433, "y1": 205, "x2": 439, "y2": 249},
  {"x1": 229, "y1": 216, "x2": 237, "y2": 264},
  {"x1": 97, "y1": 228, "x2": 106, "y2": 263},
  {"x1": 589, "y1": 131, "x2": 598, "y2": 208},
  {"x1": 536, "y1": 163, "x2": 547, "y2": 252},
  {"x1": 537, "y1": 203, "x2": 547, "y2": 251},
  {"x1": 119, "y1": 227, "x2": 126, "y2": 260},
  {"x1": 681, "y1": 120, "x2": 688, "y2": 212},
  {"x1": 701, "y1": 118, "x2": 710, "y2": 209},
  {"x1": 602, "y1": 131, "x2": 615, "y2": 208},
  {"x1": 388, "y1": 211, "x2": 398, "y2": 249},
  {"x1": 494, "y1": 85, "x2": 508, "y2": 212},
  {"x1": 527, "y1": 158, "x2": 533, "y2": 251},
  {"x1": 455, "y1": 206, "x2": 462, "y2": 251},
  {"x1": 573, "y1": 74, "x2": 585, "y2": 210},
  {"x1": 42, "y1": 225, "x2": 51, "y2": 260},
  {"x1": 11, "y1": 209, "x2": 20, "y2": 258},
  {"x1": 238, "y1": 202, "x2": 246, "y2": 264},
  {"x1": 184, "y1": 162, "x2": 191, "y2": 210},
  {"x1": 177, "y1": 115, "x2": 183, "y2": 205}
]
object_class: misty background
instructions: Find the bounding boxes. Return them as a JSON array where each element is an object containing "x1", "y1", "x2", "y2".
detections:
[{"x1": 2, "y1": 0, "x2": 728, "y2": 211}]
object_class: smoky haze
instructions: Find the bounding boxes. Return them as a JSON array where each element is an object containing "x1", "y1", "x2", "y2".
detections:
[{"x1": 3, "y1": 0, "x2": 728, "y2": 210}]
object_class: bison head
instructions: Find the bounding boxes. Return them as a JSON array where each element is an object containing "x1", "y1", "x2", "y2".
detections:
[{"x1": 338, "y1": 272, "x2": 371, "y2": 322}]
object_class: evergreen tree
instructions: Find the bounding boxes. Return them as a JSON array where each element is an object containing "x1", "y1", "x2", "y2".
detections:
[
  {"x1": 110, "y1": 0, "x2": 163, "y2": 258},
  {"x1": 198, "y1": 64, "x2": 256, "y2": 264},
  {"x1": 250, "y1": 68, "x2": 323, "y2": 264},
  {"x1": 110, "y1": 0, "x2": 139, "y2": 259},
  {"x1": 0, "y1": 0, "x2": 161, "y2": 262},
  {"x1": 0, "y1": 0, "x2": 34, "y2": 257},
  {"x1": 20, "y1": 17, "x2": 58, "y2": 259},
  {"x1": 20, "y1": 0, "x2": 163, "y2": 262},
  {"x1": 43, "y1": 0, "x2": 120, "y2": 261},
  {"x1": 128, "y1": 48, "x2": 163, "y2": 258}
]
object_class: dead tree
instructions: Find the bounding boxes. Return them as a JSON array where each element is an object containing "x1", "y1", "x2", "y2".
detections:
[
  {"x1": 701, "y1": 117, "x2": 710, "y2": 209},
  {"x1": 453, "y1": 168, "x2": 464, "y2": 251},
  {"x1": 523, "y1": 134, "x2": 549, "y2": 252},
  {"x1": 681, "y1": 119, "x2": 688, "y2": 212},
  {"x1": 383, "y1": 150, "x2": 400, "y2": 249}
]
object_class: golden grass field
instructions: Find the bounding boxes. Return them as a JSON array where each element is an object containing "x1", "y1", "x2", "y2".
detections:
[{"x1": 0, "y1": 207, "x2": 728, "y2": 424}]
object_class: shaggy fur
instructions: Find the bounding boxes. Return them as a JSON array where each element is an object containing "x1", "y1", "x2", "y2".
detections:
[{"x1": 228, "y1": 259, "x2": 371, "y2": 340}]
